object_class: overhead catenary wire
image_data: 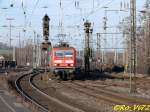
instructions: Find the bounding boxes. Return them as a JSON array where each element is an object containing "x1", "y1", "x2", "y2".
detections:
[
  {"x1": 85, "y1": 0, "x2": 116, "y2": 19},
  {"x1": 23, "y1": 0, "x2": 41, "y2": 31},
  {"x1": 20, "y1": 0, "x2": 41, "y2": 41},
  {"x1": 8, "y1": 0, "x2": 42, "y2": 44},
  {"x1": 72, "y1": 0, "x2": 116, "y2": 28},
  {"x1": 4, "y1": 0, "x2": 126, "y2": 50}
]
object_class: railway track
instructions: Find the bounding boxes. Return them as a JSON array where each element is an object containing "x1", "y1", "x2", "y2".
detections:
[
  {"x1": 15, "y1": 70, "x2": 49, "y2": 112},
  {"x1": 81, "y1": 75, "x2": 150, "y2": 92},
  {"x1": 14, "y1": 70, "x2": 150, "y2": 112},
  {"x1": 61, "y1": 81, "x2": 150, "y2": 105},
  {"x1": 33, "y1": 72, "x2": 150, "y2": 108},
  {"x1": 33, "y1": 73, "x2": 114, "y2": 112},
  {"x1": 15, "y1": 69, "x2": 85, "y2": 112}
]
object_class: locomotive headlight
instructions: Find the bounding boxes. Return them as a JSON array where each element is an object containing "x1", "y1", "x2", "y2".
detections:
[
  {"x1": 54, "y1": 64, "x2": 57, "y2": 66},
  {"x1": 70, "y1": 64, "x2": 74, "y2": 66}
]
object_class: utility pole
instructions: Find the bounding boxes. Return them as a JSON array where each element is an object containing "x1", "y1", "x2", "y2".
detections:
[
  {"x1": 18, "y1": 32, "x2": 21, "y2": 65},
  {"x1": 33, "y1": 31, "x2": 36, "y2": 68},
  {"x1": 96, "y1": 33, "x2": 101, "y2": 69},
  {"x1": 7, "y1": 18, "x2": 14, "y2": 60},
  {"x1": 114, "y1": 49, "x2": 117, "y2": 64},
  {"x1": 84, "y1": 20, "x2": 93, "y2": 75},
  {"x1": 37, "y1": 34, "x2": 41, "y2": 67},
  {"x1": 147, "y1": 13, "x2": 150, "y2": 75},
  {"x1": 114, "y1": 34, "x2": 118, "y2": 64},
  {"x1": 114, "y1": 27, "x2": 118, "y2": 64},
  {"x1": 130, "y1": 0, "x2": 137, "y2": 93},
  {"x1": 103, "y1": 7, "x2": 108, "y2": 64},
  {"x1": 13, "y1": 47, "x2": 15, "y2": 61},
  {"x1": 35, "y1": 35, "x2": 38, "y2": 67},
  {"x1": 7, "y1": 18, "x2": 14, "y2": 48}
]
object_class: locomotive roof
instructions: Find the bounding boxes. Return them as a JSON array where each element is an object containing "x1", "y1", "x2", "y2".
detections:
[{"x1": 52, "y1": 47, "x2": 75, "y2": 49}]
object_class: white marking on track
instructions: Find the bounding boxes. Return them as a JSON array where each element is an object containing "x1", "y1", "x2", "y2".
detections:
[{"x1": 0, "y1": 95, "x2": 16, "y2": 112}]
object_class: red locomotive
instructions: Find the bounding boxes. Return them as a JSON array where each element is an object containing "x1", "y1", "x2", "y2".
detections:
[{"x1": 49, "y1": 43, "x2": 82, "y2": 80}]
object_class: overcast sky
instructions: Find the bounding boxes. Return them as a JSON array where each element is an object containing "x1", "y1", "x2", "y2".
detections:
[{"x1": 0, "y1": 0, "x2": 146, "y2": 50}]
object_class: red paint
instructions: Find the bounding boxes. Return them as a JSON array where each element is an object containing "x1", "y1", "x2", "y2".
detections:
[{"x1": 49, "y1": 47, "x2": 76, "y2": 69}]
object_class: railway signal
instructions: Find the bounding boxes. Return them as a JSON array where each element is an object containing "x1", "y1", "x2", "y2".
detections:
[
  {"x1": 42, "y1": 14, "x2": 51, "y2": 51},
  {"x1": 43, "y1": 14, "x2": 50, "y2": 40},
  {"x1": 84, "y1": 20, "x2": 93, "y2": 75},
  {"x1": 42, "y1": 14, "x2": 51, "y2": 81}
]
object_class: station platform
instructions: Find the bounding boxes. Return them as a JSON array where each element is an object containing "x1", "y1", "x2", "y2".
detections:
[{"x1": 0, "y1": 74, "x2": 31, "y2": 112}]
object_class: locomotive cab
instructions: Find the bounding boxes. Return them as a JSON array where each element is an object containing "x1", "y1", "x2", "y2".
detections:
[{"x1": 49, "y1": 46, "x2": 77, "y2": 80}]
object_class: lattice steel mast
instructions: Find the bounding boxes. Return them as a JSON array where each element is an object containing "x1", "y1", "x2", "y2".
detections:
[{"x1": 130, "y1": 0, "x2": 137, "y2": 93}]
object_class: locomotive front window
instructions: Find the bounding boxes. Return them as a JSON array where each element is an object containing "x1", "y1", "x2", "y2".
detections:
[
  {"x1": 64, "y1": 50, "x2": 73, "y2": 57},
  {"x1": 55, "y1": 50, "x2": 74, "y2": 57},
  {"x1": 55, "y1": 50, "x2": 64, "y2": 57}
]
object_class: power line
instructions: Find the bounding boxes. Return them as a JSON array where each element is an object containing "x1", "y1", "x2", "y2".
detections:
[
  {"x1": 26, "y1": 0, "x2": 41, "y2": 28},
  {"x1": 86, "y1": 0, "x2": 116, "y2": 18}
]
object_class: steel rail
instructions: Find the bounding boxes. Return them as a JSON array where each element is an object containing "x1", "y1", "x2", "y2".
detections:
[
  {"x1": 15, "y1": 70, "x2": 49, "y2": 112},
  {"x1": 62, "y1": 81, "x2": 150, "y2": 105},
  {"x1": 30, "y1": 73, "x2": 85, "y2": 112}
]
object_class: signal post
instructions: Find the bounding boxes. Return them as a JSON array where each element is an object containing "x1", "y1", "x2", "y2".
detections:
[
  {"x1": 42, "y1": 14, "x2": 51, "y2": 81},
  {"x1": 84, "y1": 21, "x2": 93, "y2": 75}
]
